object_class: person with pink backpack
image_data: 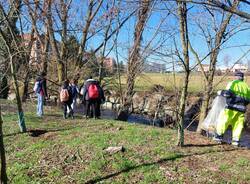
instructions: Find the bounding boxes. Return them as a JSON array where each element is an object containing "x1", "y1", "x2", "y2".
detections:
[{"x1": 60, "y1": 80, "x2": 74, "y2": 119}]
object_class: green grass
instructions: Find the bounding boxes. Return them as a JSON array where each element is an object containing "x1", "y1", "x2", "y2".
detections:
[{"x1": 1, "y1": 101, "x2": 250, "y2": 183}]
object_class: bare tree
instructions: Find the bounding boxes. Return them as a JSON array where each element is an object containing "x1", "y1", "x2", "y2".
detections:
[
  {"x1": 178, "y1": 0, "x2": 250, "y2": 20},
  {"x1": 189, "y1": 0, "x2": 240, "y2": 133},
  {"x1": 46, "y1": 0, "x2": 65, "y2": 83},
  {"x1": 98, "y1": 0, "x2": 117, "y2": 83},
  {"x1": 176, "y1": 0, "x2": 190, "y2": 146},
  {"x1": 76, "y1": 0, "x2": 103, "y2": 68},
  {"x1": 0, "y1": 0, "x2": 27, "y2": 132},
  {"x1": 117, "y1": 0, "x2": 152, "y2": 121}
]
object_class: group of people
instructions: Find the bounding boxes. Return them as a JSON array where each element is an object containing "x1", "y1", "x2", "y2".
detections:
[
  {"x1": 34, "y1": 71, "x2": 250, "y2": 147},
  {"x1": 34, "y1": 73, "x2": 105, "y2": 120},
  {"x1": 59, "y1": 76, "x2": 105, "y2": 119}
]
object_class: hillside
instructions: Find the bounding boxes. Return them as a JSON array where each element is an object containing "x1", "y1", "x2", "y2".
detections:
[{"x1": 1, "y1": 102, "x2": 250, "y2": 183}]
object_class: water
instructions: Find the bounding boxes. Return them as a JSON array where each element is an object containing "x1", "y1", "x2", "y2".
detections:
[
  {"x1": 127, "y1": 114, "x2": 165, "y2": 127},
  {"x1": 6, "y1": 101, "x2": 249, "y2": 148}
]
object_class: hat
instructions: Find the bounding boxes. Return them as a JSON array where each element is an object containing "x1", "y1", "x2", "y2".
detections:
[{"x1": 235, "y1": 72, "x2": 244, "y2": 79}]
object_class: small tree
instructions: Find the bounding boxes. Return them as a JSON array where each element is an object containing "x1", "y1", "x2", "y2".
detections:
[{"x1": 176, "y1": 0, "x2": 190, "y2": 146}]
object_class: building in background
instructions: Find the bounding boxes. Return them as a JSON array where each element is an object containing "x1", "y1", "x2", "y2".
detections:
[
  {"x1": 231, "y1": 63, "x2": 248, "y2": 73},
  {"x1": 21, "y1": 33, "x2": 44, "y2": 66},
  {"x1": 103, "y1": 57, "x2": 117, "y2": 72},
  {"x1": 197, "y1": 64, "x2": 210, "y2": 72},
  {"x1": 143, "y1": 62, "x2": 166, "y2": 73},
  {"x1": 218, "y1": 63, "x2": 248, "y2": 73}
]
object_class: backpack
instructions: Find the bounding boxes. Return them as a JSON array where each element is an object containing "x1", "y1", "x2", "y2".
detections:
[
  {"x1": 34, "y1": 81, "x2": 42, "y2": 94},
  {"x1": 88, "y1": 83, "x2": 99, "y2": 99},
  {"x1": 60, "y1": 89, "x2": 69, "y2": 102}
]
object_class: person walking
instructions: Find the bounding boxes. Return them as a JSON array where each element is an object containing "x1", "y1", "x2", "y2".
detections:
[
  {"x1": 214, "y1": 72, "x2": 250, "y2": 146},
  {"x1": 96, "y1": 81, "x2": 105, "y2": 119},
  {"x1": 81, "y1": 77, "x2": 100, "y2": 119},
  {"x1": 60, "y1": 80, "x2": 74, "y2": 119},
  {"x1": 67, "y1": 79, "x2": 79, "y2": 114},
  {"x1": 33, "y1": 72, "x2": 48, "y2": 117}
]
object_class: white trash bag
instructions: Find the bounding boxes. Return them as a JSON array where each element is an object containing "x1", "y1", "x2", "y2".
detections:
[{"x1": 202, "y1": 95, "x2": 226, "y2": 132}]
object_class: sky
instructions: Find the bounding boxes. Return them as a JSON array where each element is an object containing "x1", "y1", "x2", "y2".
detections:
[
  {"x1": 15, "y1": 0, "x2": 250, "y2": 71},
  {"x1": 97, "y1": 1, "x2": 250, "y2": 70}
]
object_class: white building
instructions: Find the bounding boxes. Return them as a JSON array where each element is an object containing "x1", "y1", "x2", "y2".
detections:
[
  {"x1": 197, "y1": 64, "x2": 210, "y2": 72},
  {"x1": 231, "y1": 63, "x2": 248, "y2": 73}
]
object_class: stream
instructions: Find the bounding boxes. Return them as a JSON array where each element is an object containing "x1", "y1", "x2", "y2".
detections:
[{"x1": 2, "y1": 101, "x2": 250, "y2": 148}]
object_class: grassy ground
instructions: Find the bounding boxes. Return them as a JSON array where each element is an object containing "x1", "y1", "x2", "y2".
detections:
[
  {"x1": 117, "y1": 73, "x2": 250, "y2": 93},
  {"x1": 1, "y1": 101, "x2": 250, "y2": 183}
]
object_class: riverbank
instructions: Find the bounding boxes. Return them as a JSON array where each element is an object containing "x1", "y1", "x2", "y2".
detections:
[{"x1": 1, "y1": 101, "x2": 250, "y2": 183}]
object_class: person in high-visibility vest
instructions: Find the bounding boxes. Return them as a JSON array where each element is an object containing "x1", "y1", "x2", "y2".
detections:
[{"x1": 214, "y1": 72, "x2": 250, "y2": 146}]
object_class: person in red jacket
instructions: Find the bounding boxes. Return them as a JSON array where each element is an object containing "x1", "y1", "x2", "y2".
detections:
[{"x1": 80, "y1": 77, "x2": 105, "y2": 119}]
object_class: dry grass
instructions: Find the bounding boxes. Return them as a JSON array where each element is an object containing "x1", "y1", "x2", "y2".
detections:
[{"x1": 117, "y1": 73, "x2": 250, "y2": 93}]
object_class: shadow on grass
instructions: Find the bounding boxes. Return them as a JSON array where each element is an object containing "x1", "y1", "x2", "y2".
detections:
[
  {"x1": 85, "y1": 148, "x2": 238, "y2": 184},
  {"x1": 4, "y1": 120, "x2": 107, "y2": 138},
  {"x1": 45, "y1": 114, "x2": 63, "y2": 118},
  {"x1": 183, "y1": 143, "x2": 219, "y2": 147},
  {"x1": 4, "y1": 126, "x2": 79, "y2": 137}
]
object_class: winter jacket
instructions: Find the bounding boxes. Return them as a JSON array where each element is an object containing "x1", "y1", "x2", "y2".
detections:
[
  {"x1": 221, "y1": 80, "x2": 250, "y2": 112},
  {"x1": 81, "y1": 79, "x2": 105, "y2": 102},
  {"x1": 34, "y1": 76, "x2": 47, "y2": 97}
]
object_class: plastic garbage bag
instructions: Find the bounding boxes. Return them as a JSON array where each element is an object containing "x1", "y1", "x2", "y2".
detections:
[{"x1": 202, "y1": 95, "x2": 226, "y2": 132}]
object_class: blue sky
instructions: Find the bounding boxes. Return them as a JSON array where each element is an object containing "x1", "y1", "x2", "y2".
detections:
[
  {"x1": 16, "y1": 0, "x2": 250, "y2": 70},
  {"x1": 102, "y1": 1, "x2": 250, "y2": 70}
]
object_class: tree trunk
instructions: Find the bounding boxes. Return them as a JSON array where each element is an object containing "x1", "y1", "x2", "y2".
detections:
[
  {"x1": 0, "y1": 106, "x2": 8, "y2": 184},
  {"x1": 117, "y1": 0, "x2": 151, "y2": 121},
  {"x1": 0, "y1": 1, "x2": 26, "y2": 133},
  {"x1": 0, "y1": 75, "x2": 9, "y2": 99},
  {"x1": 10, "y1": 56, "x2": 26, "y2": 132},
  {"x1": 177, "y1": 1, "x2": 189, "y2": 146},
  {"x1": 47, "y1": 0, "x2": 65, "y2": 83},
  {"x1": 22, "y1": 69, "x2": 30, "y2": 102},
  {"x1": 42, "y1": 30, "x2": 49, "y2": 75},
  {"x1": 60, "y1": 0, "x2": 68, "y2": 79},
  {"x1": 177, "y1": 71, "x2": 189, "y2": 146}
]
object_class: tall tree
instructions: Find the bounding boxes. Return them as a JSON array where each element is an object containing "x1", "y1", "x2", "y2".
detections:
[
  {"x1": 176, "y1": 0, "x2": 190, "y2": 146},
  {"x1": 98, "y1": 0, "x2": 116, "y2": 83},
  {"x1": 76, "y1": 0, "x2": 103, "y2": 68},
  {"x1": 0, "y1": 0, "x2": 27, "y2": 132},
  {"x1": 193, "y1": 0, "x2": 239, "y2": 133},
  {"x1": 46, "y1": 0, "x2": 65, "y2": 83},
  {"x1": 117, "y1": 0, "x2": 152, "y2": 121}
]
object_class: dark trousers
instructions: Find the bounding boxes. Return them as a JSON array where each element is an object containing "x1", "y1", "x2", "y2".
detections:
[
  {"x1": 85, "y1": 99, "x2": 99, "y2": 118},
  {"x1": 63, "y1": 101, "x2": 73, "y2": 117},
  {"x1": 96, "y1": 100, "x2": 101, "y2": 117}
]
